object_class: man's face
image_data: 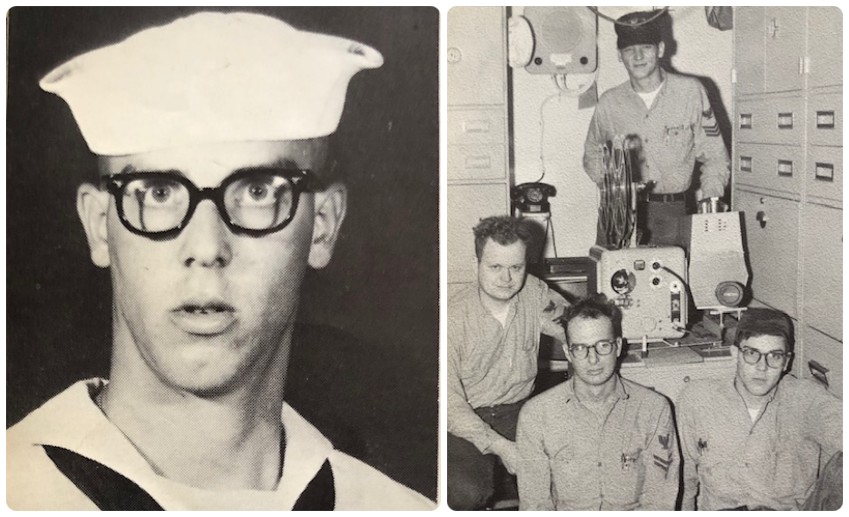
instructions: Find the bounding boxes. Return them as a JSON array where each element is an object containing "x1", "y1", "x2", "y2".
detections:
[
  {"x1": 733, "y1": 334, "x2": 789, "y2": 398},
  {"x1": 618, "y1": 42, "x2": 664, "y2": 82},
  {"x1": 565, "y1": 316, "x2": 621, "y2": 388},
  {"x1": 476, "y1": 238, "x2": 527, "y2": 303},
  {"x1": 79, "y1": 140, "x2": 344, "y2": 395}
]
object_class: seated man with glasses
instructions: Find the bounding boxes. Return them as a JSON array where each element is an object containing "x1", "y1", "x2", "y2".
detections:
[
  {"x1": 6, "y1": 11, "x2": 432, "y2": 510},
  {"x1": 677, "y1": 308, "x2": 842, "y2": 510},
  {"x1": 515, "y1": 295, "x2": 679, "y2": 510}
]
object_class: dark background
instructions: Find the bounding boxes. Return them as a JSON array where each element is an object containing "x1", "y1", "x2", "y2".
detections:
[{"x1": 6, "y1": 7, "x2": 438, "y2": 499}]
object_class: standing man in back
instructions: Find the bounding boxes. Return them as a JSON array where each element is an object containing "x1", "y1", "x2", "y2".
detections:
[{"x1": 583, "y1": 9, "x2": 729, "y2": 246}]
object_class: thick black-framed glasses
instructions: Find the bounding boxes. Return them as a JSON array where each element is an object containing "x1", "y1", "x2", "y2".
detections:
[
  {"x1": 738, "y1": 346, "x2": 790, "y2": 369},
  {"x1": 102, "y1": 167, "x2": 322, "y2": 239},
  {"x1": 568, "y1": 340, "x2": 617, "y2": 360}
]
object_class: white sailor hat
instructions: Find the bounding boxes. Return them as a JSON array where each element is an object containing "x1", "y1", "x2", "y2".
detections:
[{"x1": 39, "y1": 11, "x2": 384, "y2": 156}]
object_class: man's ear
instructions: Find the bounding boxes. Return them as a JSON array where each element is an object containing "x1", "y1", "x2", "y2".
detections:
[
  {"x1": 617, "y1": 50, "x2": 623, "y2": 62},
  {"x1": 308, "y1": 183, "x2": 347, "y2": 269},
  {"x1": 657, "y1": 41, "x2": 666, "y2": 59},
  {"x1": 76, "y1": 183, "x2": 111, "y2": 268},
  {"x1": 729, "y1": 345, "x2": 738, "y2": 361},
  {"x1": 615, "y1": 337, "x2": 623, "y2": 357}
]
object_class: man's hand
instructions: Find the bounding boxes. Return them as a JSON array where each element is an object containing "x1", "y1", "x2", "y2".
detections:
[{"x1": 489, "y1": 437, "x2": 519, "y2": 475}]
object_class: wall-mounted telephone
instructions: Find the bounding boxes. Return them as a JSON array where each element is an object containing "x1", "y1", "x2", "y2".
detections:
[{"x1": 511, "y1": 182, "x2": 556, "y2": 214}]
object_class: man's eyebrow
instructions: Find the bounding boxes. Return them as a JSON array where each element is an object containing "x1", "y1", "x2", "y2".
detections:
[
  {"x1": 269, "y1": 158, "x2": 302, "y2": 169},
  {"x1": 743, "y1": 346, "x2": 787, "y2": 354},
  {"x1": 117, "y1": 164, "x2": 186, "y2": 177}
]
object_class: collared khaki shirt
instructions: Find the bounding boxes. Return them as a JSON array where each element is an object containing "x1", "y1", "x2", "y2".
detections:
[
  {"x1": 516, "y1": 376, "x2": 679, "y2": 510},
  {"x1": 583, "y1": 71, "x2": 730, "y2": 198},
  {"x1": 447, "y1": 275, "x2": 567, "y2": 452},
  {"x1": 677, "y1": 375, "x2": 842, "y2": 510}
]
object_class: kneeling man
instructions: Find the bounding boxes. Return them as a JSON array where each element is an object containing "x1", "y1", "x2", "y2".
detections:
[
  {"x1": 516, "y1": 295, "x2": 679, "y2": 510},
  {"x1": 678, "y1": 308, "x2": 842, "y2": 510}
]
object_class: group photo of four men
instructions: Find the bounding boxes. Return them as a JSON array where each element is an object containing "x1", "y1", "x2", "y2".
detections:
[{"x1": 448, "y1": 8, "x2": 842, "y2": 512}]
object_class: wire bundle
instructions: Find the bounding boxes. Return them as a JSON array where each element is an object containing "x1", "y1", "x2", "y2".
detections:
[{"x1": 598, "y1": 136, "x2": 637, "y2": 248}]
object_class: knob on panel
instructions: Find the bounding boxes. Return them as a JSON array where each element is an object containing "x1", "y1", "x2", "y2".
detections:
[{"x1": 611, "y1": 269, "x2": 634, "y2": 295}]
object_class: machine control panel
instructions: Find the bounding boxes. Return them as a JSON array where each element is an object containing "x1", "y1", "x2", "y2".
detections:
[{"x1": 591, "y1": 246, "x2": 688, "y2": 341}]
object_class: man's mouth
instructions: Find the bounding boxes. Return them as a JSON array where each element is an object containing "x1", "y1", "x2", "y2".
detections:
[
  {"x1": 179, "y1": 304, "x2": 232, "y2": 315},
  {"x1": 170, "y1": 301, "x2": 237, "y2": 335}
]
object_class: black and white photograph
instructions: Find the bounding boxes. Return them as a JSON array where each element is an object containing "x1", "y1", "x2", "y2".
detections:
[
  {"x1": 6, "y1": 6, "x2": 438, "y2": 510},
  {"x1": 447, "y1": 6, "x2": 842, "y2": 511}
]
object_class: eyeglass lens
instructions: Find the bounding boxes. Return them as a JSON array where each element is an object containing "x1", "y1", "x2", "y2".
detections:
[
  {"x1": 118, "y1": 172, "x2": 295, "y2": 234},
  {"x1": 741, "y1": 347, "x2": 786, "y2": 368},
  {"x1": 569, "y1": 341, "x2": 615, "y2": 359}
]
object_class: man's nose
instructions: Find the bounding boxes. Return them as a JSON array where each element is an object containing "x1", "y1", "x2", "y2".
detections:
[
  {"x1": 755, "y1": 355, "x2": 769, "y2": 371},
  {"x1": 634, "y1": 48, "x2": 644, "y2": 60},
  {"x1": 587, "y1": 348, "x2": 599, "y2": 365},
  {"x1": 501, "y1": 268, "x2": 512, "y2": 283},
  {"x1": 179, "y1": 200, "x2": 233, "y2": 268}
]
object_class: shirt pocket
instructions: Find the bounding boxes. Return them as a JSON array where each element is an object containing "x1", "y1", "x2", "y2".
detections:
[
  {"x1": 612, "y1": 447, "x2": 645, "y2": 504},
  {"x1": 698, "y1": 446, "x2": 742, "y2": 496},
  {"x1": 550, "y1": 446, "x2": 593, "y2": 501},
  {"x1": 663, "y1": 123, "x2": 694, "y2": 151}
]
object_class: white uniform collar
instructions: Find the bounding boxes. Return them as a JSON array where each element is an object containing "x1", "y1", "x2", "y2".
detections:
[{"x1": 14, "y1": 378, "x2": 335, "y2": 509}]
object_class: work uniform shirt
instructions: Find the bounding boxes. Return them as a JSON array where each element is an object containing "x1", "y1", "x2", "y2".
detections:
[
  {"x1": 677, "y1": 376, "x2": 842, "y2": 510},
  {"x1": 583, "y1": 71, "x2": 730, "y2": 198},
  {"x1": 448, "y1": 275, "x2": 567, "y2": 452},
  {"x1": 7, "y1": 379, "x2": 434, "y2": 510},
  {"x1": 516, "y1": 376, "x2": 679, "y2": 510}
]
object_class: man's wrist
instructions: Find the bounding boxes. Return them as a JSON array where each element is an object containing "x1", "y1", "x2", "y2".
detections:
[{"x1": 486, "y1": 435, "x2": 509, "y2": 455}]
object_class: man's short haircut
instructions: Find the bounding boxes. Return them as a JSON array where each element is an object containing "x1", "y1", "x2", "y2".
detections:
[
  {"x1": 734, "y1": 308, "x2": 794, "y2": 353},
  {"x1": 560, "y1": 294, "x2": 622, "y2": 342},
  {"x1": 472, "y1": 215, "x2": 533, "y2": 261}
]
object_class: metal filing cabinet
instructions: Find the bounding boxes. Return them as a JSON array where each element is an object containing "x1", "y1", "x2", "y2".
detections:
[
  {"x1": 732, "y1": 7, "x2": 842, "y2": 397},
  {"x1": 762, "y1": 7, "x2": 807, "y2": 93},
  {"x1": 734, "y1": 190, "x2": 800, "y2": 319},
  {"x1": 447, "y1": 7, "x2": 511, "y2": 286}
]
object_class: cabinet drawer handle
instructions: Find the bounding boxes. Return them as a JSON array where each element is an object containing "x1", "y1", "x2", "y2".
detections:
[
  {"x1": 740, "y1": 155, "x2": 753, "y2": 173},
  {"x1": 463, "y1": 120, "x2": 491, "y2": 134},
  {"x1": 464, "y1": 155, "x2": 492, "y2": 170},
  {"x1": 815, "y1": 162, "x2": 835, "y2": 182},
  {"x1": 777, "y1": 159, "x2": 794, "y2": 177},
  {"x1": 777, "y1": 112, "x2": 794, "y2": 129},
  {"x1": 756, "y1": 211, "x2": 768, "y2": 228},
  {"x1": 739, "y1": 113, "x2": 753, "y2": 129},
  {"x1": 808, "y1": 360, "x2": 830, "y2": 388},
  {"x1": 816, "y1": 111, "x2": 836, "y2": 129}
]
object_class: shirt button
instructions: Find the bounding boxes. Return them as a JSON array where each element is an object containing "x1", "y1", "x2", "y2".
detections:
[{"x1": 598, "y1": 462, "x2": 602, "y2": 467}]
